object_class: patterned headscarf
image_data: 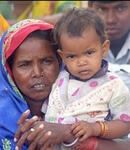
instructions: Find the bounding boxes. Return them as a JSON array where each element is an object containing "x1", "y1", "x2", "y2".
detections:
[{"x1": 0, "y1": 19, "x2": 53, "y2": 98}]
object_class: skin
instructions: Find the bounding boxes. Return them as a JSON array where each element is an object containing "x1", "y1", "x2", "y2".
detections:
[
  {"x1": 12, "y1": 37, "x2": 60, "y2": 116},
  {"x1": 91, "y1": 1, "x2": 130, "y2": 57},
  {"x1": 58, "y1": 27, "x2": 109, "y2": 80}
]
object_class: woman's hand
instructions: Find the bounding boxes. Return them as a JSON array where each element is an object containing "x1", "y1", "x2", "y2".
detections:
[
  {"x1": 15, "y1": 110, "x2": 75, "y2": 150},
  {"x1": 14, "y1": 109, "x2": 42, "y2": 150},
  {"x1": 26, "y1": 121, "x2": 74, "y2": 150}
]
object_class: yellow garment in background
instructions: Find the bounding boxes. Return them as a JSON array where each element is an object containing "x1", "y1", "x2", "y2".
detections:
[
  {"x1": 17, "y1": 1, "x2": 81, "y2": 21},
  {"x1": 53, "y1": 1, "x2": 81, "y2": 13},
  {"x1": 0, "y1": 14, "x2": 10, "y2": 37}
]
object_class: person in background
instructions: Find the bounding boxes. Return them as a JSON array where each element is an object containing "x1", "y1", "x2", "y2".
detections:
[
  {"x1": 88, "y1": 1, "x2": 130, "y2": 89},
  {"x1": 0, "y1": 1, "x2": 13, "y2": 20},
  {"x1": 0, "y1": 1, "x2": 81, "y2": 26},
  {"x1": 13, "y1": 1, "x2": 81, "y2": 24},
  {"x1": 0, "y1": 14, "x2": 10, "y2": 38}
]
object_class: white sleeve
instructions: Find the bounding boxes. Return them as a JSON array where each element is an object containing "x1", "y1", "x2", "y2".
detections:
[{"x1": 109, "y1": 78, "x2": 130, "y2": 121}]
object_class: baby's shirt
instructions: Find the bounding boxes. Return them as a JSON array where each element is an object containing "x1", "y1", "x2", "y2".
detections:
[{"x1": 44, "y1": 70, "x2": 130, "y2": 124}]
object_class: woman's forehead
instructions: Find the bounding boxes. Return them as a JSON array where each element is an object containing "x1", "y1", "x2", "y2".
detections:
[{"x1": 14, "y1": 38, "x2": 55, "y2": 59}]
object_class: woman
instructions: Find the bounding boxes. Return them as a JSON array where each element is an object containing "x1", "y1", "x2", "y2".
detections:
[{"x1": 0, "y1": 19, "x2": 61, "y2": 149}]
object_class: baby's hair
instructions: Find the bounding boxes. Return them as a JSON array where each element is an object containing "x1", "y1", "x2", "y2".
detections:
[{"x1": 54, "y1": 7, "x2": 107, "y2": 49}]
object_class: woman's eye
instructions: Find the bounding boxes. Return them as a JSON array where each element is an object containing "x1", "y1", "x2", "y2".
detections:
[
  {"x1": 42, "y1": 59, "x2": 53, "y2": 64},
  {"x1": 19, "y1": 63, "x2": 29, "y2": 67}
]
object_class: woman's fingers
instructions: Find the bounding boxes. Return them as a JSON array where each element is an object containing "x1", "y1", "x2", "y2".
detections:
[
  {"x1": 15, "y1": 131, "x2": 29, "y2": 150},
  {"x1": 17, "y1": 109, "x2": 30, "y2": 125},
  {"x1": 14, "y1": 115, "x2": 39, "y2": 142},
  {"x1": 14, "y1": 110, "x2": 30, "y2": 141},
  {"x1": 38, "y1": 131, "x2": 52, "y2": 150},
  {"x1": 27, "y1": 124, "x2": 44, "y2": 142},
  {"x1": 28, "y1": 130, "x2": 52, "y2": 150},
  {"x1": 21, "y1": 116, "x2": 39, "y2": 132}
]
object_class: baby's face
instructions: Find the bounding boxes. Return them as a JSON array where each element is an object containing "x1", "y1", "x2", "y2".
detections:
[{"x1": 58, "y1": 27, "x2": 109, "y2": 80}]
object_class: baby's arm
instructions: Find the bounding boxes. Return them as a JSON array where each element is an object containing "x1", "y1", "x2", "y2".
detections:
[
  {"x1": 97, "y1": 120, "x2": 130, "y2": 139},
  {"x1": 71, "y1": 120, "x2": 130, "y2": 142}
]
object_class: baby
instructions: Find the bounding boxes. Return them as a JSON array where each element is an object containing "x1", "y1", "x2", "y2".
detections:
[{"x1": 44, "y1": 7, "x2": 130, "y2": 148}]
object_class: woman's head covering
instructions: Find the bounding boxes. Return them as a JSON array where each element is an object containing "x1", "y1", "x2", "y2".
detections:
[
  {"x1": 0, "y1": 19, "x2": 53, "y2": 98},
  {"x1": 0, "y1": 19, "x2": 53, "y2": 149},
  {"x1": 3, "y1": 19, "x2": 53, "y2": 77}
]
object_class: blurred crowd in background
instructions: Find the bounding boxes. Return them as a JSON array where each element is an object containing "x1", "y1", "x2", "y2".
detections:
[{"x1": 0, "y1": 1, "x2": 88, "y2": 37}]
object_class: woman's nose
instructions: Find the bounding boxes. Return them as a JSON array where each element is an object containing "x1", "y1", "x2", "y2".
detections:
[{"x1": 32, "y1": 64, "x2": 43, "y2": 77}]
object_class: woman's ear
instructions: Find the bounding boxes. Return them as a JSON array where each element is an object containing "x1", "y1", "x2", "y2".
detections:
[{"x1": 102, "y1": 40, "x2": 110, "y2": 58}]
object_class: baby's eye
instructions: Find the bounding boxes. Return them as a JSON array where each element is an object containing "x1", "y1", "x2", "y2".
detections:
[
  {"x1": 86, "y1": 50, "x2": 95, "y2": 55},
  {"x1": 66, "y1": 55, "x2": 75, "y2": 59}
]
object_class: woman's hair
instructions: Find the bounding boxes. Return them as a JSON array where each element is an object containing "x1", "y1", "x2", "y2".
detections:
[
  {"x1": 54, "y1": 7, "x2": 107, "y2": 49},
  {"x1": 8, "y1": 29, "x2": 59, "y2": 69}
]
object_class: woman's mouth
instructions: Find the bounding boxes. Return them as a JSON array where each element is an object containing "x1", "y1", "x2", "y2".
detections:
[{"x1": 31, "y1": 83, "x2": 46, "y2": 91}]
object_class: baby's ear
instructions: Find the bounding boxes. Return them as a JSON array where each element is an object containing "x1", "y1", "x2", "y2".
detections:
[
  {"x1": 57, "y1": 49, "x2": 63, "y2": 59},
  {"x1": 102, "y1": 40, "x2": 110, "y2": 58}
]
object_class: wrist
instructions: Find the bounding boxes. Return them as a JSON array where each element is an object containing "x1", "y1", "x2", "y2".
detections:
[
  {"x1": 63, "y1": 124, "x2": 76, "y2": 143},
  {"x1": 92, "y1": 122, "x2": 102, "y2": 137},
  {"x1": 91, "y1": 122, "x2": 101, "y2": 136}
]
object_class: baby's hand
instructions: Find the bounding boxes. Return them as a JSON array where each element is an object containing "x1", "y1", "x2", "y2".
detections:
[{"x1": 71, "y1": 121, "x2": 95, "y2": 142}]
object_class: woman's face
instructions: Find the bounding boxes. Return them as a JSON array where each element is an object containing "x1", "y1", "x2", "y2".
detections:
[{"x1": 12, "y1": 37, "x2": 60, "y2": 101}]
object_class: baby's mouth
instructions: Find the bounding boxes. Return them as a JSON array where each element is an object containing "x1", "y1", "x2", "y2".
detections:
[{"x1": 79, "y1": 70, "x2": 90, "y2": 75}]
